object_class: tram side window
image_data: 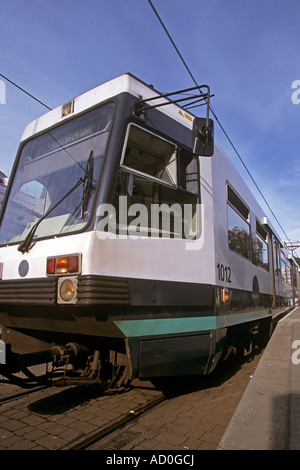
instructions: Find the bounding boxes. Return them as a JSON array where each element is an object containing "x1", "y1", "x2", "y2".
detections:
[
  {"x1": 227, "y1": 185, "x2": 251, "y2": 260},
  {"x1": 256, "y1": 221, "x2": 269, "y2": 271},
  {"x1": 281, "y1": 254, "x2": 286, "y2": 282}
]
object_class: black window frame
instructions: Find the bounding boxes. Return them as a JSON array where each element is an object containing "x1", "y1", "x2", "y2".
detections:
[
  {"x1": 226, "y1": 183, "x2": 252, "y2": 260},
  {"x1": 255, "y1": 220, "x2": 269, "y2": 271}
]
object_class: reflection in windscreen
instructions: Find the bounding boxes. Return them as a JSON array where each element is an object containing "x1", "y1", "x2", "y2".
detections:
[{"x1": 0, "y1": 103, "x2": 114, "y2": 244}]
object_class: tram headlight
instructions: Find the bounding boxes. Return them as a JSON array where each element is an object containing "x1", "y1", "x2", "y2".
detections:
[{"x1": 58, "y1": 277, "x2": 77, "y2": 304}]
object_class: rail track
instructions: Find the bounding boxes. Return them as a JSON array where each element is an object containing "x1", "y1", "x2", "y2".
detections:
[
  {"x1": 60, "y1": 348, "x2": 265, "y2": 451},
  {"x1": 0, "y1": 384, "x2": 52, "y2": 405},
  {"x1": 63, "y1": 393, "x2": 166, "y2": 450},
  {"x1": 0, "y1": 374, "x2": 165, "y2": 450},
  {"x1": 0, "y1": 351, "x2": 263, "y2": 450}
]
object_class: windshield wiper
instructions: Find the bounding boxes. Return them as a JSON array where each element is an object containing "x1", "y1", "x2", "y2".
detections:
[
  {"x1": 18, "y1": 176, "x2": 87, "y2": 254},
  {"x1": 81, "y1": 150, "x2": 95, "y2": 218}
]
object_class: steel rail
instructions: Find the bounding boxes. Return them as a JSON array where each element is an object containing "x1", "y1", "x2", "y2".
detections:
[{"x1": 62, "y1": 393, "x2": 166, "y2": 450}]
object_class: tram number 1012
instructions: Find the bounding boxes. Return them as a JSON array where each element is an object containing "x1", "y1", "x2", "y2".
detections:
[{"x1": 217, "y1": 263, "x2": 232, "y2": 283}]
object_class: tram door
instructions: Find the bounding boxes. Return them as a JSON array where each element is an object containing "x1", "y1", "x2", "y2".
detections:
[{"x1": 271, "y1": 235, "x2": 283, "y2": 307}]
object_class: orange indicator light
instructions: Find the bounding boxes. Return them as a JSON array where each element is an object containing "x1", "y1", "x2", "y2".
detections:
[{"x1": 56, "y1": 257, "x2": 68, "y2": 273}]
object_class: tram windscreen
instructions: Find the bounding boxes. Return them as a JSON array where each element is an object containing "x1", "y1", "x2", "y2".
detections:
[{"x1": 0, "y1": 103, "x2": 114, "y2": 244}]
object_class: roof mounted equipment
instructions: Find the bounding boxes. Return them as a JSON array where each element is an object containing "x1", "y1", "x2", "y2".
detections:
[{"x1": 134, "y1": 84, "x2": 214, "y2": 157}]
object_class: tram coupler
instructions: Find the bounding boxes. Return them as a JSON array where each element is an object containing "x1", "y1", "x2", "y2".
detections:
[{"x1": 50, "y1": 342, "x2": 90, "y2": 368}]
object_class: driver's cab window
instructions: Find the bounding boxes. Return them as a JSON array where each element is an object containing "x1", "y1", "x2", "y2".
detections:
[
  {"x1": 113, "y1": 124, "x2": 199, "y2": 239},
  {"x1": 122, "y1": 124, "x2": 177, "y2": 185}
]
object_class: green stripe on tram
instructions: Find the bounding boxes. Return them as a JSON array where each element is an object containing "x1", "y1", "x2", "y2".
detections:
[{"x1": 114, "y1": 309, "x2": 269, "y2": 337}]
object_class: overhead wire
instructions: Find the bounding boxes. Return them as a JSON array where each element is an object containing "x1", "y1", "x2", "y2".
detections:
[
  {"x1": 147, "y1": 0, "x2": 293, "y2": 249},
  {"x1": 0, "y1": 73, "x2": 52, "y2": 111},
  {"x1": 0, "y1": 73, "x2": 91, "y2": 177}
]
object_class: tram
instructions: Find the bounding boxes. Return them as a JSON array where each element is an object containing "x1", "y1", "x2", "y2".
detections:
[{"x1": 0, "y1": 74, "x2": 298, "y2": 386}]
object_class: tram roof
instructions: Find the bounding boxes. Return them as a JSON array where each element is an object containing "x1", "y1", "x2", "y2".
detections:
[{"x1": 21, "y1": 73, "x2": 195, "y2": 142}]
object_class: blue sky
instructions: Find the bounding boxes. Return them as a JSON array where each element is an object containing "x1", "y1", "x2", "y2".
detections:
[{"x1": 0, "y1": 0, "x2": 299, "y2": 254}]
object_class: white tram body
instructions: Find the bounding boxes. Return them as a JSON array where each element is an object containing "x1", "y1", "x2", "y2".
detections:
[{"x1": 0, "y1": 74, "x2": 297, "y2": 384}]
